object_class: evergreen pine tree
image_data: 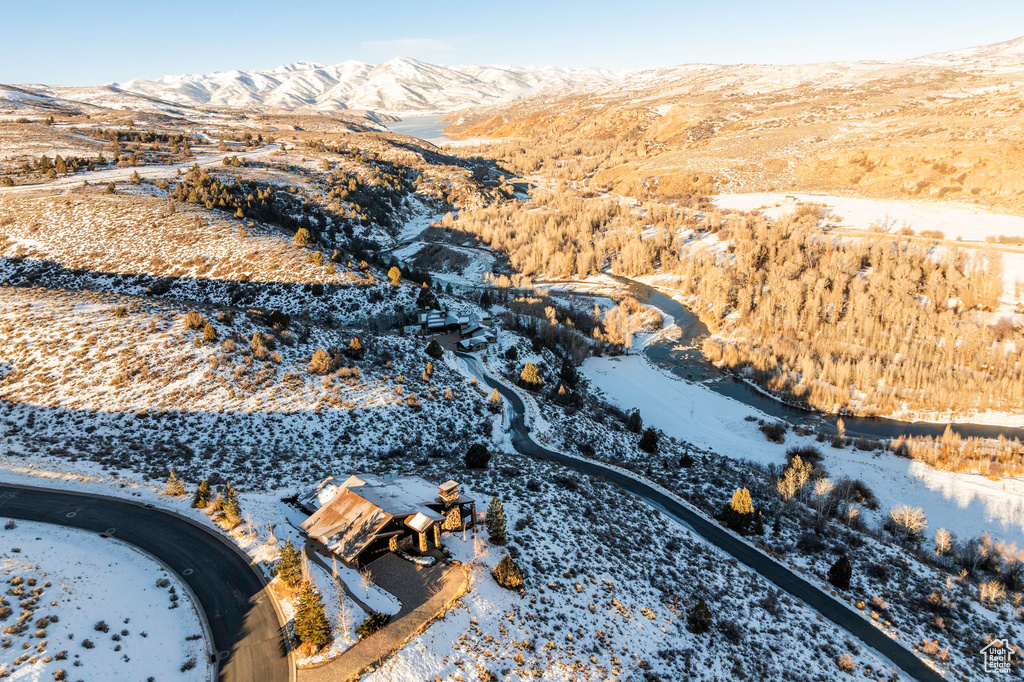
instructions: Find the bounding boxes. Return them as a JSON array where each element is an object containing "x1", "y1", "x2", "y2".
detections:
[
  {"x1": 203, "y1": 323, "x2": 217, "y2": 343},
  {"x1": 192, "y1": 480, "x2": 211, "y2": 509},
  {"x1": 828, "y1": 555, "x2": 852, "y2": 589},
  {"x1": 639, "y1": 427, "x2": 658, "y2": 453},
  {"x1": 416, "y1": 284, "x2": 437, "y2": 310},
  {"x1": 686, "y1": 599, "x2": 712, "y2": 634},
  {"x1": 348, "y1": 337, "x2": 365, "y2": 359},
  {"x1": 425, "y1": 339, "x2": 443, "y2": 359},
  {"x1": 491, "y1": 555, "x2": 524, "y2": 590},
  {"x1": 720, "y1": 488, "x2": 755, "y2": 534},
  {"x1": 625, "y1": 409, "x2": 643, "y2": 433},
  {"x1": 309, "y1": 348, "x2": 333, "y2": 375},
  {"x1": 479, "y1": 290, "x2": 492, "y2": 308},
  {"x1": 223, "y1": 482, "x2": 241, "y2": 525},
  {"x1": 731, "y1": 488, "x2": 754, "y2": 515},
  {"x1": 164, "y1": 470, "x2": 186, "y2": 497},
  {"x1": 293, "y1": 581, "x2": 331, "y2": 650},
  {"x1": 558, "y1": 358, "x2": 578, "y2": 389},
  {"x1": 486, "y1": 497, "x2": 507, "y2": 545},
  {"x1": 276, "y1": 540, "x2": 303, "y2": 588},
  {"x1": 465, "y1": 443, "x2": 491, "y2": 470}
]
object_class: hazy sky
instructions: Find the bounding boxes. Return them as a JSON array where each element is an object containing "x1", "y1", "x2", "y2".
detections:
[{"x1": 6, "y1": 0, "x2": 1024, "y2": 84}]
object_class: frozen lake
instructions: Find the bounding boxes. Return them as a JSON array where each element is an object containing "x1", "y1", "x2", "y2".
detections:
[{"x1": 383, "y1": 114, "x2": 456, "y2": 145}]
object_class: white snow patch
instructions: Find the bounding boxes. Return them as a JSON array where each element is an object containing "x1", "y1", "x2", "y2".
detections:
[{"x1": 0, "y1": 518, "x2": 212, "y2": 681}]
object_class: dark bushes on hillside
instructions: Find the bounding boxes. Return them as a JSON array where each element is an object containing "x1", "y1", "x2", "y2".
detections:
[{"x1": 759, "y1": 421, "x2": 787, "y2": 444}]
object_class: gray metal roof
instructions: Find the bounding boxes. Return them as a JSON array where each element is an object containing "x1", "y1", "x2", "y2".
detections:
[{"x1": 348, "y1": 475, "x2": 446, "y2": 520}]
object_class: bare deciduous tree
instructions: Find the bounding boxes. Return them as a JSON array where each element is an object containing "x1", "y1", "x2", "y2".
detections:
[
  {"x1": 889, "y1": 505, "x2": 928, "y2": 543},
  {"x1": 359, "y1": 566, "x2": 373, "y2": 600},
  {"x1": 814, "y1": 477, "x2": 834, "y2": 519},
  {"x1": 934, "y1": 528, "x2": 953, "y2": 556}
]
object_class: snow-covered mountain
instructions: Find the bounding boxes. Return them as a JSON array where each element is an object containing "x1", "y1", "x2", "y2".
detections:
[
  {"x1": 913, "y1": 35, "x2": 1024, "y2": 69},
  {"x1": 111, "y1": 57, "x2": 626, "y2": 114}
]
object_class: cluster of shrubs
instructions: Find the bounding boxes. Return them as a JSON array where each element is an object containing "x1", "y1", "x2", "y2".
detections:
[{"x1": 492, "y1": 555, "x2": 524, "y2": 591}]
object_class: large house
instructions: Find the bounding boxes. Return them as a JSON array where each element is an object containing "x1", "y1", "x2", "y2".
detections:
[
  {"x1": 457, "y1": 319, "x2": 496, "y2": 351},
  {"x1": 416, "y1": 309, "x2": 493, "y2": 336},
  {"x1": 299, "y1": 474, "x2": 476, "y2": 566},
  {"x1": 417, "y1": 309, "x2": 466, "y2": 334}
]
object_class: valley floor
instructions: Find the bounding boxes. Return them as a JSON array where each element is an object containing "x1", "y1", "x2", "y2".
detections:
[{"x1": 583, "y1": 350, "x2": 1024, "y2": 548}]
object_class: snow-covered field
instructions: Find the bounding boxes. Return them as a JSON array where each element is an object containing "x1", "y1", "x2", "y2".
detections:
[
  {"x1": 713, "y1": 192, "x2": 1024, "y2": 243},
  {"x1": 714, "y1": 192, "x2": 1024, "y2": 305},
  {"x1": 583, "y1": 352, "x2": 1024, "y2": 547},
  {"x1": 0, "y1": 518, "x2": 211, "y2": 681}
]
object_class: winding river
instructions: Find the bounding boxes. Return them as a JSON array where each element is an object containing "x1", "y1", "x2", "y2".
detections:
[
  {"x1": 382, "y1": 118, "x2": 1023, "y2": 444},
  {"x1": 628, "y1": 278, "x2": 1024, "y2": 442}
]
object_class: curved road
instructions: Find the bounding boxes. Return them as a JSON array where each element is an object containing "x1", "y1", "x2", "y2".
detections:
[
  {"x1": 0, "y1": 483, "x2": 291, "y2": 682},
  {"x1": 457, "y1": 353, "x2": 944, "y2": 682}
]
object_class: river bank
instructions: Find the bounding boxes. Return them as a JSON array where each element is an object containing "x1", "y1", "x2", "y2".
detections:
[{"x1": 537, "y1": 273, "x2": 1024, "y2": 441}]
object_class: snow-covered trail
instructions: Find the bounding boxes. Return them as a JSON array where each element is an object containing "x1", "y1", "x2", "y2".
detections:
[{"x1": 0, "y1": 143, "x2": 281, "y2": 194}]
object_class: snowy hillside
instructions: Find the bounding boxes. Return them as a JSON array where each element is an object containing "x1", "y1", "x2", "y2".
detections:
[
  {"x1": 915, "y1": 34, "x2": 1024, "y2": 69},
  {"x1": 111, "y1": 57, "x2": 626, "y2": 114}
]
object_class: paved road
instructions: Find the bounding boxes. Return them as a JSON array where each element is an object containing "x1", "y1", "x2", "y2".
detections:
[
  {"x1": 0, "y1": 483, "x2": 291, "y2": 682},
  {"x1": 456, "y1": 353, "x2": 945, "y2": 682},
  {"x1": 0, "y1": 144, "x2": 281, "y2": 195}
]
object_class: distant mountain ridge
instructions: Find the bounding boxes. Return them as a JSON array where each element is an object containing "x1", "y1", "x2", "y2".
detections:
[
  {"x1": 109, "y1": 57, "x2": 627, "y2": 114},
  {"x1": 914, "y1": 34, "x2": 1024, "y2": 67},
  {"x1": 440, "y1": 35, "x2": 1024, "y2": 213}
]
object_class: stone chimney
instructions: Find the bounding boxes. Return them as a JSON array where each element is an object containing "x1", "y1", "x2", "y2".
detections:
[{"x1": 438, "y1": 480, "x2": 459, "y2": 507}]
